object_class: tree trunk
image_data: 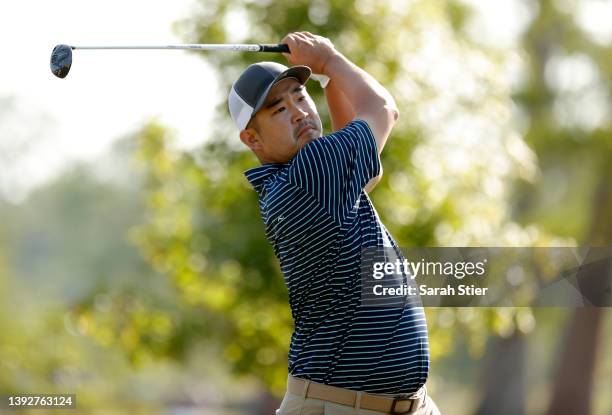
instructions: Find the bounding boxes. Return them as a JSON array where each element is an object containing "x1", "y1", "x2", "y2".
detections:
[
  {"x1": 474, "y1": 332, "x2": 526, "y2": 415},
  {"x1": 546, "y1": 165, "x2": 612, "y2": 415},
  {"x1": 545, "y1": 308, "x2": 604, "y2": 415}
]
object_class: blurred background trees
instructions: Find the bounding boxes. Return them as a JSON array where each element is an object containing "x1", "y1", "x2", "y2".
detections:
[
  {"x1": 0, "y1": 0, "x2": 610, "y2": 414},
  {"x1": 511, "y1": 1, "x2": 612, "y2": 413}
]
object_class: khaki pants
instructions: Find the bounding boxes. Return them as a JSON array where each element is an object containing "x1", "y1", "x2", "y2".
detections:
[{"x1": 275, "y1": 384, "x2": 441, "y2": 415}]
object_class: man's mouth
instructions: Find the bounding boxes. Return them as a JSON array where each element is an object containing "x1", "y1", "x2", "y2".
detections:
[{"x1": 297, "y1": 125, "x2": 313, "y2": 138}]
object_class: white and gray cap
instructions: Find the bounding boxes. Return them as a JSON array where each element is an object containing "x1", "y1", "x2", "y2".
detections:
[{"x1": 228, "y1": 61, "x2": 311, "y2": 131}]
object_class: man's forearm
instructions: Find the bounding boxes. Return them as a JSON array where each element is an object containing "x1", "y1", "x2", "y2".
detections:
[
  {"x1": 324, "y1": 76, "x2": 382, "y2": 193},
  {"x1": 325, "y1": 79, "x2": 354, "y2": 131}
]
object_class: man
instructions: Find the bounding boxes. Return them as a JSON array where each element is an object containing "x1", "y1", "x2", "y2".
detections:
[{"x1": 228, "y1": 32, "x2": 440, "y2": 415}]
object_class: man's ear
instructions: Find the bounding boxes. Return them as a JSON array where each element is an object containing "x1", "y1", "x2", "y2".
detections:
[{"x1": 239, "y1": 127, "x2": 263, "y2": 152}]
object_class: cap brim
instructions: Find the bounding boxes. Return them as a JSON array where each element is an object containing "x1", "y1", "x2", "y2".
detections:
[{"x1": 252, "y1": 65, "x2": 312, "y2": 115}]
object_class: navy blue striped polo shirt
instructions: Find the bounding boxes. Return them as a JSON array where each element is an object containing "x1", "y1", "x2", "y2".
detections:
[{"x1": 244, "y1": 119, "x2": 430, "y2": 394}]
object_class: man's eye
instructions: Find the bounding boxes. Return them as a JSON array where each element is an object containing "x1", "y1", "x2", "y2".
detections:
[
  {"x1": 274, "y1": 107, "x2": 286, "y2": 114},
  {"x1": 297, "y1": 96, "x2": 306, "y2": 101}
]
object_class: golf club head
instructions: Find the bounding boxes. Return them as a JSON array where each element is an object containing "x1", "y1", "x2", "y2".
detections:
[{"x1": 50, "y1": 44, "x2": 72, "y2": 78}]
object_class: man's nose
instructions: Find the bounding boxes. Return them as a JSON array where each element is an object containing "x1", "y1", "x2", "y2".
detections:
[{"x1": 291, "y1": 106, "x2": 308, "y2": 123}]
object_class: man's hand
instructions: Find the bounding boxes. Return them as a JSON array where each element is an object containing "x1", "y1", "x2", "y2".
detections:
[{"x1": 280, "y1": 32, "x2": 338, "y2": 74}]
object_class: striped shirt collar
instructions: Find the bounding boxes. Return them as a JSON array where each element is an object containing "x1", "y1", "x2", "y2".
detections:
[{"x1": 244, "y1": 162, "x2": 290, "y2": 193}]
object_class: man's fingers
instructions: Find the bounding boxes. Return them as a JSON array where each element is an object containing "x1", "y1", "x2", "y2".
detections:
[
  {"x1": 280, "y1": 33, "x2": 295, "y2": 49},
  {"x1": 281, "y1": 31, "x2": 333, "y2": 71},
  {"x1": 281, "y1": 33, "x2": 298, "y2": 63},
  {"x1": 294, "y1": 32, "x2": 310, "y2": 41}
]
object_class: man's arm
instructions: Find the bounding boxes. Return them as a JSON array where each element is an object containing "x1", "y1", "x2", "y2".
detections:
[
  {"x1": 324, "y1": 79, "x2": 354, "y2": 131},
  {"x1": 281, "y1": 31, "x2": 399, "y2": 154},
  {"x1": 324, "y1": 80, "x2": 382, "y2": 193},
  {"x1": 322, "y1": 53, "x2": 399, "y2": 154}
]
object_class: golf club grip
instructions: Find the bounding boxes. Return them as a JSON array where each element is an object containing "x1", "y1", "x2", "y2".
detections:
[{"x1": 259, "y1": 44, "x2": 290, "y2": 53}]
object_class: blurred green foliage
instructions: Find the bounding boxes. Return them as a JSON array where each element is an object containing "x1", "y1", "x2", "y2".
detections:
[{"x1": 512, "y1": 0, "x2": 612, "y2": 241}]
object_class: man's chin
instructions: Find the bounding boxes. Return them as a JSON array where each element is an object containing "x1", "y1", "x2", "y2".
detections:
[
  {"x1": 297, "y1": 137, "x2": 314, "y2": 150},
  {"x1": 299, "y1": 129, "x2": 320, "y2": 145}
]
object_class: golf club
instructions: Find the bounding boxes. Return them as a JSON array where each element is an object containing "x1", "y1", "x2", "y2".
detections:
[{"x1": 50, "y1": 43, "x2": 290, "y2": 79}]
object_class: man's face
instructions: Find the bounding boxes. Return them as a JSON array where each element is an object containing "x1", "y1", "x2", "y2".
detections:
[{"x1": 240, "y1": 78, "x2": 322, "y2": 164}]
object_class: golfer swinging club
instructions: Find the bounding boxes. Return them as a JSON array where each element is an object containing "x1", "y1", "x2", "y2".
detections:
[{"x1": 228, "y1": 32, "x2": 440, "y2": 415}]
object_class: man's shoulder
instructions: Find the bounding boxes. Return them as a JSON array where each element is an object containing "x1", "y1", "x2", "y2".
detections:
[
  {"x1": 291, "y1": 119, "x2": 372, "y2": 165},
  {"x1": 307, "y1": 119, "x2": 372, "y2": 148}
]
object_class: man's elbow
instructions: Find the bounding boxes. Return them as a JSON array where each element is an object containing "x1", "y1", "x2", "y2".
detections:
[
  {"x1": 370, "y1": 102, "x2": 398, "y2": 137},
  {"x1": 391, "y1": 106, "x2": 399, "y2": 122},
  {"x1": 355, "y1": 98, "x2": 399, "y2": 153},
  {"x1": 386, "y1": 100, "x2": 399, "y2": 124}
]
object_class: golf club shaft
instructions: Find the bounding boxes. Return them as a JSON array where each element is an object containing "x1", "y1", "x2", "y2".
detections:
[{"x1": 69, "y1": 44, "x2": 289, "y2": 53}]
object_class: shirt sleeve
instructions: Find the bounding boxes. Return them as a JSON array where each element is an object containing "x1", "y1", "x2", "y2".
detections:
[{"x1": 287, "y1": 119, "x2": 381, "y2": 222}]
